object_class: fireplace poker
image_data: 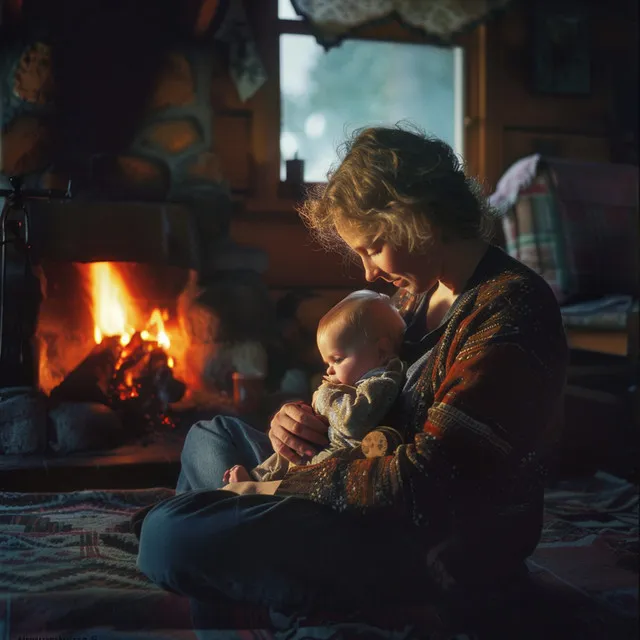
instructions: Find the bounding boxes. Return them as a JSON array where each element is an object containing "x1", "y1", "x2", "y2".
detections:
[{"x1": 0, "y1": 176, "x2": 72, "y2": 388}]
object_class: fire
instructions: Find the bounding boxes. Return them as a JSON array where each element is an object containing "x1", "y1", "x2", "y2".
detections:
[
  {"x1": 84, "y1": 262, "x2": 186, "y2": 423},
  {"x1": 140, "y1": 308, "x2": 171, "y2": 350},
  {"x1": 88, "y1": 262, "x2": 172, "y2": 354},
  {"x1": 36, "y1": 260, "x2": 195, "y2": 401},
  {"x1": 89, "y1": 263, "x2": 134, "y2": 343}
]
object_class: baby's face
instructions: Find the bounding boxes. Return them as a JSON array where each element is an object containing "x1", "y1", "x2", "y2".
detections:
[{"x1": 317, "y1": 325, "x2": 384, "y2": 386}]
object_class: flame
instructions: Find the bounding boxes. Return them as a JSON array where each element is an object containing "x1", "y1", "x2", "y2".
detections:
[
  {"x1": 89, "y1": 263, "x2": 132, "y2": 339},
  {"x1": 143, "y1": 308, "x2": 171, "y2": 349},
  {"x1": 36, "y1": 261, "x2": 197, "y2": 399},
  {"x1": 88, "y1": 261, "x2": 172, "y2": 353}
]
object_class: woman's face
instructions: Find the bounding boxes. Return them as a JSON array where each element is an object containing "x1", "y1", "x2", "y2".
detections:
[{"x1": 338, "y1": 223, "x2": 443, "y2": 295}]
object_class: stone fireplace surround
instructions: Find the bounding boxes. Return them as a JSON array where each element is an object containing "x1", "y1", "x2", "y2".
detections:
[{"x1": 0, "y1": 0, "x2": 277, "y2": 477}]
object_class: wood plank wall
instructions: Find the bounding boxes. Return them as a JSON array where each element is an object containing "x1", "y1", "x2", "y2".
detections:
[
  {"x1": 483, "y1": 0, "x2": 638, "y2": 189},
  {"x1": 209, "y1": 0, "x2": 636, "y2": 299}
]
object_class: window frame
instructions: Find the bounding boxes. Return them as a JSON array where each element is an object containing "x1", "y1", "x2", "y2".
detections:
[{"x1": 247, "y1": 0, "x2": 490, "y2": 211}]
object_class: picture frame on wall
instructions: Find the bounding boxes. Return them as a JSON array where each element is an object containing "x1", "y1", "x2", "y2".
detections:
[{"x1": 533, "y1": 0, "x2": 591, "y2": 96}]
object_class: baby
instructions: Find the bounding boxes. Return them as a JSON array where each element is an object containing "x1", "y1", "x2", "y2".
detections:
[{"x1": 224, "y1": 290, "x2": 406, "y2": 484}]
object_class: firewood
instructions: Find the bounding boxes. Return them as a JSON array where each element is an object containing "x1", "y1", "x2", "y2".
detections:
[
  {"x1": 48, "y1": 330, "x2": 187, "y2": 434},
  {"x1": 155, "y1": 365, "x2": 186, "y2": 406},
  {"x1": 48, "y1": 337, "x2": 120, "y2": 407}
]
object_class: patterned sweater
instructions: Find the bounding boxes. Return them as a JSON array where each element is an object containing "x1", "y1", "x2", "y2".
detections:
[{"x1": 276, "y1": 245, "x2": 568, "y2": 590}]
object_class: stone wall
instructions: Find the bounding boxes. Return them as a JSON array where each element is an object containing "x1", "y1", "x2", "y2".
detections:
[{"x1": 1, "y1": 39, "x2": 227, "y2": 209}]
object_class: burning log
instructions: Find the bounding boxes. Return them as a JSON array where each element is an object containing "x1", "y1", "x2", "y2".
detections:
[
  {"x1": 48, "y1": 336, "x2": 121, "y2": 407},
  {"x1": 148, "y1": 349, "x2": 187, "y2": 406},
  {"x1": 106, "y1": 333, "x2": 186, "y2": 431},
  {"x1": 110, "y1": 332, "x2": 149, "y2": 397},
  {"x1": 48, "y1": 330, "x2": 186, "y2": 434},
  {"x1": 109, "y1": 333, "x2": 185, "y2": 403}
]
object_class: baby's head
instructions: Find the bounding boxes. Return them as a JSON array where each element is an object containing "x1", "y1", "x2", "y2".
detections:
[{"x1": 317, "y1": 290, "x2": 405, "y2": 386}]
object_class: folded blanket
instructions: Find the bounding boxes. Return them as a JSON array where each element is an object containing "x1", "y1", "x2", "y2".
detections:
[{"x1": 488, "y1": 154, "x2": 541, "y2": 215}]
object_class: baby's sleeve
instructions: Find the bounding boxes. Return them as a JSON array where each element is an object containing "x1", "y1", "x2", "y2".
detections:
[{"x1": 314, "y1": 368, "x2": 402, "y2": 446}]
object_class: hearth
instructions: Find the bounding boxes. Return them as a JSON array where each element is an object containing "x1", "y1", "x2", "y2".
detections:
[
  {"x1": 0, "y1": 1, "x2": 276, "y2": 468},
  {"x1": 0, "y1": 178, "x2": 272, "y2": 461}
]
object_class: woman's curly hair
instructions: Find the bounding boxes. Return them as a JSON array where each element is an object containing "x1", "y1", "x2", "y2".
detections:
[{"x1": 298, "y1": 123, "x2": 495, "y2": 254}]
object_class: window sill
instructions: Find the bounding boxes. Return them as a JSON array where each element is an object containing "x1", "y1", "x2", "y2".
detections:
[
  {"x1": 277, "y1": 181, "x2": 326, "y2": 201},
  {"x1": 233, "y1": 183, "x2": 327, "y2": 215}
]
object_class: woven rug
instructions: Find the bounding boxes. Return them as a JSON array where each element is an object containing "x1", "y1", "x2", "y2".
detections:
[
  {"x1": 529, "y1": 472, "x2": 638, "y2": 625},
  {"x1": 0, "y1": 488, "x2": 198, "y2": 639},
  {"x1": 0, "y1": 473, "x2": 637, "y2": 639}
]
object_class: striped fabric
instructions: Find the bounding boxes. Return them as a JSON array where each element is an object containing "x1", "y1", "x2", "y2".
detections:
[
  {"x1": 502, "y1": 177, "x2": 571, "y2": 302},
  {"x1": 496, "y1": 157, "x2": 638, "y2": 305}
]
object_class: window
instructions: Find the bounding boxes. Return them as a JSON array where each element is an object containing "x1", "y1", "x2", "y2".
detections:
[{"x1": 278, "y1": 0, "x2": 465, "y2": 183}]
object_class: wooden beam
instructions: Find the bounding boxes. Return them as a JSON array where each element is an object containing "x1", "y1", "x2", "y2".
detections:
[{"x1": 463, "y1": 26, "x2": 487, "y2": 186}]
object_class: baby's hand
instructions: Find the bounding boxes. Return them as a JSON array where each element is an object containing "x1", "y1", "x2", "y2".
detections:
[{"x1": 224, "y1": 465, "x2": 251, "y2": 483}]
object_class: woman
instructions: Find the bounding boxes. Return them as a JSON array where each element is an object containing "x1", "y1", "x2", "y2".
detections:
[{"x1": 137, "y1": 125, "x2": 568, "y2": 616}]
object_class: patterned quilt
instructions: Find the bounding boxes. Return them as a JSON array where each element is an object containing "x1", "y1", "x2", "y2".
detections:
[{"x1": 0, "y1": 473, "x2": 637, "y2": 640}]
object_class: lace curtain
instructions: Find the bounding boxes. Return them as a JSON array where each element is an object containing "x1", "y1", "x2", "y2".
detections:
[{"x1": 289, "y1": 0, "x2": 514, "y2": 48}]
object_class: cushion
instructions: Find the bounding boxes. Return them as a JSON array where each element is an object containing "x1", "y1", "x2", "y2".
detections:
[{"x1": 497, "y1": 157, "x2": 638, "y2": 304}]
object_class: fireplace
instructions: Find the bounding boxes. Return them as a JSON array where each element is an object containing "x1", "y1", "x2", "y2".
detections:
[
  {"x1": 0, "y1": 204, "x2": 274, "y2": 460},
  {"x1": 35, "y1": 258, "x2": 191, "y2": 453},
  {"x1": 0, "y1": 0, "x2": 275, "y2": 463}
]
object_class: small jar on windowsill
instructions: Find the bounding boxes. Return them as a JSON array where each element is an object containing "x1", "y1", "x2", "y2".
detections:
[{"x1": 283, "y1": 154, "x2": 305, "y2": 201}]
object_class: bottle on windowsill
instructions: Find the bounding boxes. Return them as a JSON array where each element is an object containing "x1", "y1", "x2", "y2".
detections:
[{"x1": 284, "y1": 153, "x2": 305, "y2": 201}]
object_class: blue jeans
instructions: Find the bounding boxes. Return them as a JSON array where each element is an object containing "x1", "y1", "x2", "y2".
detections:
[
  {"x1": 137, "y1": 416, "x2": 431, "y2": 617},
  {"x1": 175, "y1": 416, "x2": 273, "y2": 493}
]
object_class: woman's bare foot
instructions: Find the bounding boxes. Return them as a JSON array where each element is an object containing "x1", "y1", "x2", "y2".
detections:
[{"x1": 225, "y1": 465, "x2": 251, "y2": 483}]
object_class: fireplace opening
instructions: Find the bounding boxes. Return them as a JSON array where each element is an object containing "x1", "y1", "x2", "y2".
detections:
[
  {"x1": 0, "y1": 250, "x2": 278, "y2": 460},
  {"x1": 37, "y1": 259, "x2": 191, "y2": 435},
  {"x1": 37, "y1": 260, "x2": 191, "y2": 400},
  {"x1": 22, "y1": 259, "x2": 215, "y2": 456}
]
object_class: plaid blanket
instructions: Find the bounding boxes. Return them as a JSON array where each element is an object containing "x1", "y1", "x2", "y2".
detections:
[
  {"x1": 0, "y1": 474, "x2": 637, "y2": 639},
  {"x1": 490, "y1": 156, "x2": 638, "y2": 304}
]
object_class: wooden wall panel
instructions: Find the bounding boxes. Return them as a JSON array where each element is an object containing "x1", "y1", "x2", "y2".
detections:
[
  {"x1": 214, "y1": 111, "x2": 252, "y2": 193},
  {"x1": 503, "y1": 130, "x2": 612, "y2": 168},
  {"x1": 483, "y1": 1, "x2": 636, "y2": 187},
  {"x1": 230, "y1": 214, "x2": 362, "y2": 289},
  {"x1": 269, "y1": 287, "x2": 354, "y2": 331},
  {"x1": 496, "y1": 10, "x2": 611, "y2": 134}
]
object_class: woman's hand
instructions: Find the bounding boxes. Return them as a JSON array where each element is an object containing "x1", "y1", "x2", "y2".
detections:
[
  {"x1": 222, "y1": 480, "x2": 282, "y2": 495},
  {"x1": 269, "y1": 402, "x2": 329, "y2": 464}
]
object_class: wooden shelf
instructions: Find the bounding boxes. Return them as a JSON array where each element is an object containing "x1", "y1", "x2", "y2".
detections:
[{"x1": 566, "y1": 329, "x2": 629, "y2": 357}]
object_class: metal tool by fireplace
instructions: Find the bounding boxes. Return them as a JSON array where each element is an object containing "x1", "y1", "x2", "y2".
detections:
[{"x1": 0, "y1": 176, "x2": 72, "y2": 389}]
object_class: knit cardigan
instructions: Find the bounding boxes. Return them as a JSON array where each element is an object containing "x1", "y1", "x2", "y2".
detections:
[{"x1": 276, "y1": 246, "x2": 568, "y2": 589}]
